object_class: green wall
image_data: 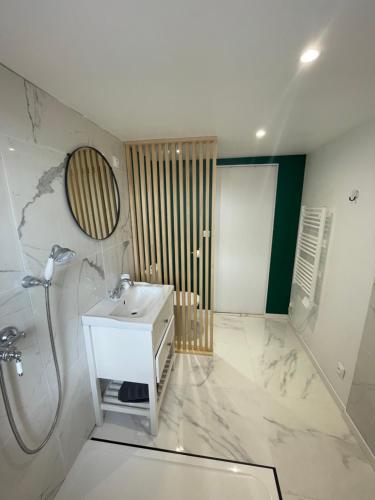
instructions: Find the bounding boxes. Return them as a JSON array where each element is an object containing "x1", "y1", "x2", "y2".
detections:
[{"x1": 217, "y1": 155, "x2": 306, "y2": 314}]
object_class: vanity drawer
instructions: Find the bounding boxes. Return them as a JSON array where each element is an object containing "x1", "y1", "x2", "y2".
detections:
[
  {"x1": 155, "y1": 316, "x2": 174, "y2": 382},
  {"x1": 153, "y1": 294, "x2": 173, "y2": 352}
]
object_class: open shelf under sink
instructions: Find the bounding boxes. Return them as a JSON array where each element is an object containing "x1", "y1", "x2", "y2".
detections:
[{"x1": 101, "y1": 348, "x2": 174, "y2": 415}]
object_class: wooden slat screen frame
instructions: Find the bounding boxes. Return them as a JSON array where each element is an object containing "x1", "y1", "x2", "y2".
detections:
[{"x1": 125, "y1": 137, "x2": 217, "y2": 354}]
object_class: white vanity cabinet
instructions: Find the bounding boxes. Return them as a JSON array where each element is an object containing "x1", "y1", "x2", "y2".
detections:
[{"x1": 82, "y1": 284, "x2": 175, "y2": 435}]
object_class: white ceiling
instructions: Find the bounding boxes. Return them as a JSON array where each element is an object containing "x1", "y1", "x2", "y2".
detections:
[{"x1": 1, "y1": 0, "x2": 375, "y2": 156}]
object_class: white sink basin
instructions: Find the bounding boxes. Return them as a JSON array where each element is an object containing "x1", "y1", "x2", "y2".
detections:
[
  {"x1": 111, "y1": 285, "x2": 162, "y2": 319},
  {"x1": 82, "y1": 282, "x2": 173, "y2": 329}
]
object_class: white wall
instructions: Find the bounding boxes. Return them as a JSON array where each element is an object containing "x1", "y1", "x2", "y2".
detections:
[
  {"x1": 347, "y1": 280, "x2": 375, "y2": 454},
  {"x1": 0, "y1": 64, "x2": 133, "y2": 499},
  {"x1": 295, "y1": 117, "x2": 375, "y2": 405}
]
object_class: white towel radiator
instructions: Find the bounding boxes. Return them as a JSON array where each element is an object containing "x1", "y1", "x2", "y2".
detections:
[{"x1": 292, "y1": 206, "x2": 327, "y2": 304}]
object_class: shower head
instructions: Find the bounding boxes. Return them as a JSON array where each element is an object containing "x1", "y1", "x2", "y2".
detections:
[
  {"x1": 50, "y1": 244, "x2": 76, "y2": 264},
  {"x1": 43, "y1": 244, "x2": 76, "y2": 281},
  {"x1": 22, "y1": 244, "x2": 76, "y2": 288}
]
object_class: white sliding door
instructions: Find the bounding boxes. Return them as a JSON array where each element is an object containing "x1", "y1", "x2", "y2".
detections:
[{"x1": 215, "y1": 165, "x2": 277, "y2": 314}]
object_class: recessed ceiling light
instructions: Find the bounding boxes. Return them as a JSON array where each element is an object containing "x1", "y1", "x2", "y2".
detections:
[
  {"x1": 300, "y1": 48, "x2": 320, "y2": 63},
  {"x1": 8, "y1": 147, "x2": 15, "y2": 151},
  {"x1": 255, "y1": 129, "x2": 266, "y2": 139}
]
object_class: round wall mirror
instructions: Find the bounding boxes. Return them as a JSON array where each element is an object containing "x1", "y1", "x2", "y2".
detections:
[{"x1": 65, "y1": 146, "x2": 120, "y2": 240}]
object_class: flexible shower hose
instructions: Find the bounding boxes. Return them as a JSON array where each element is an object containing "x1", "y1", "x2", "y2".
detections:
[{"x1": 0, "y1": 285, "x2": 62, "y2": 454}]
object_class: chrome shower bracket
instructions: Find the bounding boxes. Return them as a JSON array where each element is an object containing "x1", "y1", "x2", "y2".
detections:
[{"x1": 22, "y1": 275, "x2": 50, "y2": 289}]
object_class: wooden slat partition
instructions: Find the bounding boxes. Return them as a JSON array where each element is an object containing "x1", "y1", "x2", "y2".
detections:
[
  {"x1": 204, "y1": 144, "x2": 211, "y2": 349},
  {"x1": 145, "y1": 145, "x2": 156, "y2": 281},
  {"x1": 185, "y1": 144, "x2": 191, "y2": 350},
  {"x1": 192, "y1": 143, "x2": 198, "y2": 351},
  {"x1": 209, "y1": 144, "x2": 218, "y2": 349},
  {"x1": 131, "y1": 145, "x2": 145, "y2": 281},
  {"x1": 126, "y1": 145, "x2": 140, "y2": 279},
  {"x1": 158, "y1": 144, "x2": 168, "y2": 284},
  {"x1": 198, "y1": 143, "x2": 204, "y2": 351},
  {"x1": 165, "y1": 145, "x2": 174, "y2": 285},
  {"x1": 178, "y1": 142, "x2": 186, "y2": 350},
  {"x1": 171, "y1": 145, "x2": 181, "y2": 343},
  {"x1": 125, "y1": 137, "x2": 217, "y2": 354},
  {"x1": 139, "y1": 146, "x2": 150, "y2": 282},
  {"x1": 152, "y1": 144, "x2": 162, "y2": 283}
]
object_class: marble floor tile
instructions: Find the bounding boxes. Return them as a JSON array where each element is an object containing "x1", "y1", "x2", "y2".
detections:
[
  {"x1": 91, "y1": 315, "x2": 375, "y2": 500},
  {"x1": 169, "y1": 344, "x2": 257, "y2": 392},
  {"x1": 165, "y1": 353, "x2": 213, "y2": 388},
  {"x1": 178, "y1": 384, "x2": 273, "y2": 465},
  {"x1": 253, "y1": 342, "x2": 322, "y2": 400},
  {"x1": 243, "y1": 317, "x2": 302, "y2": 359},
  {"x1": 266, "y1": 414, "x2": 375, "y2": 500}
]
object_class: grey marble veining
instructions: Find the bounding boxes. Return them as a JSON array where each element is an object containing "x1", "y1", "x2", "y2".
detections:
[
  {"x1": 24, "y1": 80, "x2": 42, "y2": 144},
  {"x1": 81, "y1": 257, "x2": 105, "y2": 280},
  {"x1": 17, "y1": 159, "x2": 65, "y2": 238},
  {"x1": 300, "y1": 373, "x2": 317, "y2": 399},
  {"x1": 93, "y1": 315, "x2": 375, "y2": 500}
]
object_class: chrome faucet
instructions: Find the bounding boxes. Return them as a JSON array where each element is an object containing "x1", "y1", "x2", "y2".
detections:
[
  {"x1": 0, "y1": 326, "x2": 25, "y2": 376},
  {"x1": 109, "y1": 274, "x2": 135, "y2": 300}
]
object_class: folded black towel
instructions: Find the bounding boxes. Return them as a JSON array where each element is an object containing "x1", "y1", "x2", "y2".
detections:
[{"x1": 118, "y1": 381, "x2": 149, "y2": 403}]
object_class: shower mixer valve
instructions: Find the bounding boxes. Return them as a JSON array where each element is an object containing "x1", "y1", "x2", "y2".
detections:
[
  {"x1": 0, "y1": 326, "x2": 25, "y2": 376},
  {"x1": 1, "y1": 325, "x2": 25, "y2": 346}
]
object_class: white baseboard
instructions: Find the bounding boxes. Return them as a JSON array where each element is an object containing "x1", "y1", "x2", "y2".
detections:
[
  {"x1": 215, "y1": 312, "x2": 288, "y2": 321},
  {"x1": 289, "y1": 319, "x2": 375, "y2": 471},
  {"x1": 264, "y1": 313, "x2": 288, "y2": 321}
]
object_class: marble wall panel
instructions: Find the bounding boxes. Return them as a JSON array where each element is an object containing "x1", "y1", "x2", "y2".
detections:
[{"x1": 0, "y1": 64, "x2": 133, "y2": 499}]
